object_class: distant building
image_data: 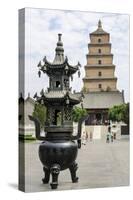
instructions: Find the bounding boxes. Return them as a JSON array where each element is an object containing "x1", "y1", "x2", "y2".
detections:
[
  {"x1": 81, "y1": 91, "x2": 124, "y2": 125},
  {"x1": 19, "y1": 94, "x2": 35, "y2": 139},
  {"x1": 81, "y1": 20, "x2": 124, "y2": 125}
]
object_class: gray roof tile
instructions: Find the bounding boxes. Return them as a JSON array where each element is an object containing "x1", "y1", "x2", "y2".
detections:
[{"x1": 76, "y1": 91, "x2": 124, "y2": 109}]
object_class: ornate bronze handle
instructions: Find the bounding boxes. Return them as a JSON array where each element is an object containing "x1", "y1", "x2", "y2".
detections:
[
  {"x1": 71, "y1": 115, "x2": 89, "y2": 148},
  {"x1": 28, "y1": 115, "x2": 46, "y2": 141}
]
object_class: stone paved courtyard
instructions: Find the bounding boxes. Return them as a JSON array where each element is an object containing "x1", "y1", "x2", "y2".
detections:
[{"x1": 22, "y1": 136, "x2": 129, "y2": 192}]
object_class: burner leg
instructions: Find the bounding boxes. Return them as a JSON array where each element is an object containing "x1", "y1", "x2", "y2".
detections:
[
  {"x1": 50, "y1": 164, "x2": 60, "y2": 189},
  {"x1": 42, "y1": 166, "x2": 50, "y2": 184},
  {"x1": 69, "y1": 162, "x2": 78, "y2": 183}
]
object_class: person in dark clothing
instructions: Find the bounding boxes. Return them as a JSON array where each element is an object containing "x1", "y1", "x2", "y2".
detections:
[
  {"x1": 106, "y1": 132, "x2": 110, "y2": 143},
  {"x1": 106, "y1": 125, "x2": 111, "y2": 143},
  {"x1": 111, "y1": 132, "x2": 113, "y2": 142},
  {"x1": 77, "y1": 139, "x2": 81, "y2": 148}
]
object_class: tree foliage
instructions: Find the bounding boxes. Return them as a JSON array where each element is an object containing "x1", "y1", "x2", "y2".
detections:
[
  {"x1": 32, "y1": 103, "x2": 47, "y2": 128},
  {"x1": 72, "y1": 106, "x2": 87, "y2": 122},
  {"x1": 109, "y1": 103, "x2": 129, "y2": 125}
]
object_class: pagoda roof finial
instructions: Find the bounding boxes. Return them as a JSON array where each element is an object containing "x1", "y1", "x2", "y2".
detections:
[
  {"x1": 98, "y1": 19, "x2": 102, "y2": 29},
  {"x1": 90, "y1": 20, "x2": 108, "y2": 35},
  {"x1": 58, "y1": 33, "x2": 62, "y2": 42},
  {"x1": 53, "y1": 33, "x2": 64, "y2": 64}
]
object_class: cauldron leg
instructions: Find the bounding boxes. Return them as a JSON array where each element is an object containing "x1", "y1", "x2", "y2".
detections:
[
  {"x1": 50, "y1": 164, "x2": 60, "y2": 189},
  {"x1": 42, "y1": 166, "x2": 50, "y2": 184},
  {"x1": 69, "y1": 162, "x2": 78, "y2": 183}
]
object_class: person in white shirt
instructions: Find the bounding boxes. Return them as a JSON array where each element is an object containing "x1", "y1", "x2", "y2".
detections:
[{"x1": 82, "y1": 131, "x2": 87, "y2": 145}]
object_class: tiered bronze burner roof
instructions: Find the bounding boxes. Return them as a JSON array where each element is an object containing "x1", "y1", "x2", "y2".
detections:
[{"x1": 34, "y1": 34, "x2": 82, "y2": 133}]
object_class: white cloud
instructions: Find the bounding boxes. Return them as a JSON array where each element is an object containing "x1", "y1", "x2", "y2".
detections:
[{"x1": 24, "y1": 8, "x2": 129, "y2": 102}]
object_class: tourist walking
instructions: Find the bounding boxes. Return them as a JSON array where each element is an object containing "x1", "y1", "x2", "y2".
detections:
[
  {"x1": 106, "y1": 132, "x2": 110, "y2": 143},
  {"x1": 82, "y1": 131, "x2": 86, "y2": 145},
  {"x1": 90, "y1": 131, "x2": 93, "y2": 141},
  {"x1": 77, "y1": 138, "x2": 81, "y2": 148},
  {"x1": 86, "y1": 131, "x2": 89, "y2": 142},
  {"x1": 112, "y1": 125, "x2": 117, "y2": 140},
  {"x1": 111, "y1": 132, "x2": 114, "y2": 142},
  {"x1": 106, "y1": 124, "x2": 111, "y2": 143}
]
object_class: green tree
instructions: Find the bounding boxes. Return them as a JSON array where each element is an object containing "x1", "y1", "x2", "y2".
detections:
[
  {"x1": 72, "y1": 106, "x2": 87, "y2": 122},
  {"x1": 109, "y1": 103, "x2": 129, "y2": 125},
  {"x1": 32, "y1": 103, "x2": 47, "y2": 128}
]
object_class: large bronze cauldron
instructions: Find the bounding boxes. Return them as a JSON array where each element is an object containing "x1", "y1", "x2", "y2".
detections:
[
  {"x1": 29, "y1": 33, "x2": 87, "y2": 189},
  {"x1": 29, "y1": 115, "x2": 87, "y2": 189}
]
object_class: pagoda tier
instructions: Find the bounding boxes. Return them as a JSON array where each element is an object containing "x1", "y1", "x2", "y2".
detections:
[
  {"x1": 88, "y1": 43, "x2": 111, "y2": 47},
  {"x1": 38, "y1": 56, "x2": 81, "y2": 77},
  {"x1": 37, "y1": 34, "x2": 81, "y2": 78},
  {"x1": 34, "y1": 89, "x2": 82, "y2": 130},
  {"x1": 87, "y1": 53, "x2": 113, "y2": 56},
  {"x1": 34, "y1": 34, "x2": 82, "y2": 129},
  {"x1": 84, "y1": 64, "x2": 115, "y2": 68},
  {"x1": 34, "y1": 90, "x2": 81, "y2": 106}
]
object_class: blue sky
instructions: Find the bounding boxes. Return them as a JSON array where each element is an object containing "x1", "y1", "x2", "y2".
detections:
[{"x1": 24, "y1": 8, "x2": 129, "y2": 102}]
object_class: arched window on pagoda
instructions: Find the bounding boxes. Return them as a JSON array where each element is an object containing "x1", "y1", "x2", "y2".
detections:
[
  {"x1": 98, "y1": 60, "x2": 102, "y2": 64},
  {"x1": 98, "y1": 49, "x2": 101, "y2": 53},
  {"x1": 98, "y1": 38, "x2": 101, "y2": 43},
  {"x1": 98, "y1": 71, "x2": 102, "y2": 76},
  {"x1": 98, "y1": 84, "x2": 102, "y2": 89}
]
